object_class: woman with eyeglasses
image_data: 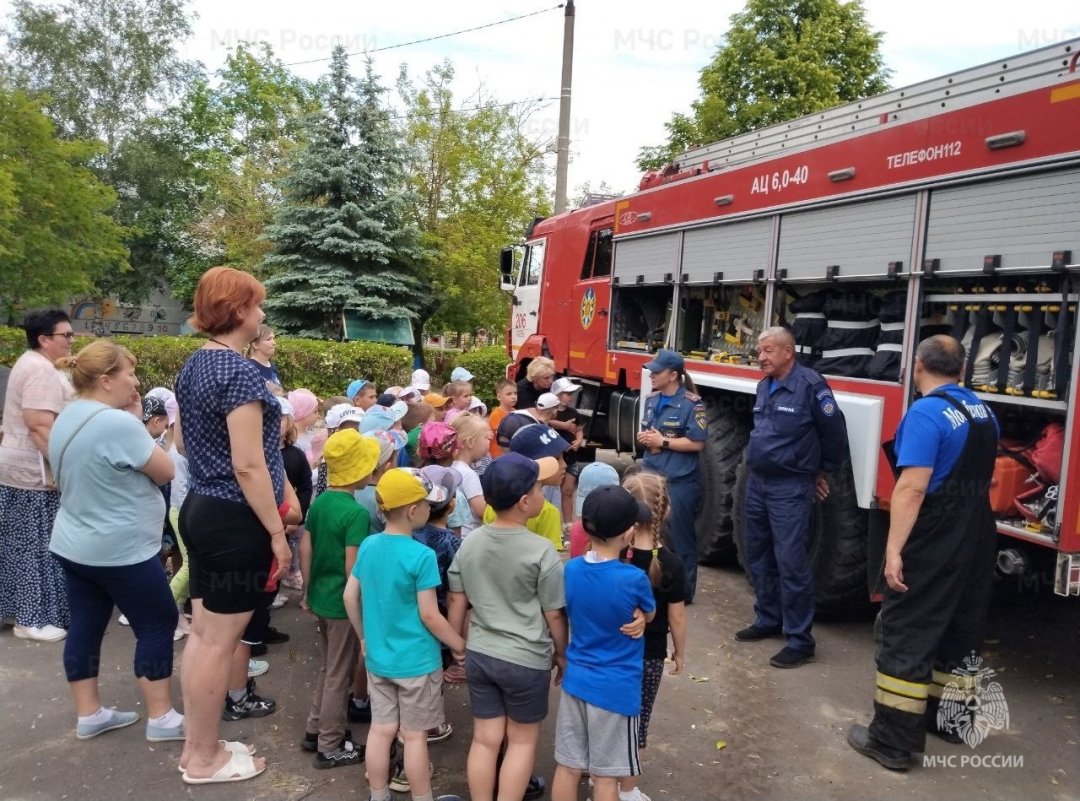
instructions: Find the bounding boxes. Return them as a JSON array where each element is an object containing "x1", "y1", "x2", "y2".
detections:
[{"x1": 0, "y1": 309, "x2": 76, "y2": 642}]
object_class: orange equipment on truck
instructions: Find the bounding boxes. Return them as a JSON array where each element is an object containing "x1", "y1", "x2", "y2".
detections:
[{"x1": 499, "y1": 38, "x2": 1080, "y2": 609}]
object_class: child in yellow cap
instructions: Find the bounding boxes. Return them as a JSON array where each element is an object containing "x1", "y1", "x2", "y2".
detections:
[
  {"x1": 344, "y1": 468, "x2": 467, "y2": 801},
  {"x1": 299, "y1": 429, "x2": 380, "y2": 768}
]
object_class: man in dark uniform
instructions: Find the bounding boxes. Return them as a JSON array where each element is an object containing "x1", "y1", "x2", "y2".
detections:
[
  {"x1": 848, "y1": 335, "x2": 998, "y2": 770},
  {"x1": 735, "y1": 326, "x2": 848, "y2": 668},
  {"x1": 637, "y1": 349, "x2": 707, "y2": 602}
]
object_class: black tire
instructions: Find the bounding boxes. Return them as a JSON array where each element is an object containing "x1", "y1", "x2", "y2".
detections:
[
  {"x1": 696, "y1": 392, "x2": 753, "y2": 566},
  {"x1": 732, "y1": 456, "x2": 870, "y2": 615}
]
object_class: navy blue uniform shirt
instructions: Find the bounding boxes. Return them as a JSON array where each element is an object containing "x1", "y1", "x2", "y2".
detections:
[
  {"x1": 746, "y1": 362, "x2": 848, "y2": 479},
  {"x1": 641, "y1": 385, "x2": 708, "y2": 482}
]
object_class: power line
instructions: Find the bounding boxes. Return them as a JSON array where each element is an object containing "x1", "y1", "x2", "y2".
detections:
[
  {"x1": 384, "y1": 96, "x2": 559, "y2": 122},
  {"x1": 282, "y1": 4, "x2": 565, "y2": 67}
]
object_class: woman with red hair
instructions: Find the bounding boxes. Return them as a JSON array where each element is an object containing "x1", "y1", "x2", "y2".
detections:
[{"x1": 173, "y1": 267, "x2": 294, "y2": 785}]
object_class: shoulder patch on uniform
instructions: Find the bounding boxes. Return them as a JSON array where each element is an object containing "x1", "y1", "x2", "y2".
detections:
[
  {"x1": 695, "y1": 407, "x2": 707, "y2": 430},
  {"x1": 815, "y1": 388, "x2": 832, "y2": 401},
  {"x1": 819, "y1": 396, "x2": 837, "y2": 416}
]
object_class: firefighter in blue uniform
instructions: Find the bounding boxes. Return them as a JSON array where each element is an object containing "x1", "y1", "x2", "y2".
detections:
[
  {"x1": 735, "y1": 326, "x2": 848, "y2": 669},
  {"x1": 848, "y1": 335, "x2": 998, "y2": 770},
  {"x1": 637, "y1": 349, "x2": 707, "y2": 603}
]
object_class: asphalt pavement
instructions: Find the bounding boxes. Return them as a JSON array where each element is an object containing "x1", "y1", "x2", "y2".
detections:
[{"x1": 3, "y1": 558, "x2": 1079, "y2": 801}]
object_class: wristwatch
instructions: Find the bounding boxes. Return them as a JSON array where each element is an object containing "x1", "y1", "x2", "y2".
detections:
[{"x1": 661, "y1": 438, "x2": 670, "y2": 450}]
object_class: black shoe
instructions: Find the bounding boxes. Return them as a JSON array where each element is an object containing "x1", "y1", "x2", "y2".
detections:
[
  {"x1": 301, "y1": 728, "x2": 353, "y2": 753},
  {"x1": 347, "y1": 695, "x2": 372, "y2": 723},
  {"x1": 847, "y1": 724, "x2": 911, "y2": 771},
  {"x1": 524, "y1": 775, "x2": 546, "y2": 800},
  {"x1": 769, "y1": 646, "x2": 816, "y2": 668},
  {"x1": 263, "y1": 625, "x2": 290, "y2": 644},
  {"x1": 222, "y1": 679, "x2": 277, "y2": 721},
  {"x1": 735, "y1": 624, "x2": 783, "y2": 642},
  {"x1": 314, "y1": 739, "x2": 364, "y2": 769},
  {"x1": 250, "y1": 641, "x2": 268, "y2": 657},
  {"x1": 495, "y1": 772, "x2": 545, "y2": 799}
]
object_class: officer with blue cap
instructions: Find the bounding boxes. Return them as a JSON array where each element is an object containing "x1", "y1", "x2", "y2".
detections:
[
  {"x1": 636, "y1": 348, "x2": 707, "y2": 602},
  {"x1": 735, "y1": 326, "x2": 848, "y2": 669}
]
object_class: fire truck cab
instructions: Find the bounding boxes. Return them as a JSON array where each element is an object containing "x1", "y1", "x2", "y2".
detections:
[{"x1": 502, "y1": 38, "x2": 1080, "y2": 610}]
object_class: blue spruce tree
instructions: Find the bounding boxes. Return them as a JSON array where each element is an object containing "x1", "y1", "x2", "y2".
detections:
[{"x1": 262, "y1": 47, "x2": 426, "y2": 338}]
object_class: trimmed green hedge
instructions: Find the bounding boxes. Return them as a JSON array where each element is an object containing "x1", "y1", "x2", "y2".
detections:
[
  {"x1": 0, "y1": 326, "x2": 509, "y2": 404},
  {"x1": 454, "y1": 346, "x2": 511, "y2": 408},
  {"x1": 0, "y1": 326, "x2": 413, "y2": 399}
]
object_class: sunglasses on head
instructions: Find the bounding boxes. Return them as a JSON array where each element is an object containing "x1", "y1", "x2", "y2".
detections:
[{"x1": 399, "y1": 467, "x2": 435, "y2": 497}]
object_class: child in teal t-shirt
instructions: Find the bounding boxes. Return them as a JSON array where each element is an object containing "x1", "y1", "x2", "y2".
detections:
[{"x1": 344, "y1": 468, "x2": 466, "y2": 801}]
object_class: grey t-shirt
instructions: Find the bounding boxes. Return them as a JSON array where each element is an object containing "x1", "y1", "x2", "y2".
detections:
[
  {"x1": 48, "y1": 400, "x2": 164, "y2": 566},
  {"x1": 448, "y1": 522, "x2": 565, "y2": 670}
]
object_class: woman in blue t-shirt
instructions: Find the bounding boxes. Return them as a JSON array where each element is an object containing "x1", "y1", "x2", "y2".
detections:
[
  {"x1": 48, "y1": 339, "x2": 184, "y2": 744},
  {"x1": 174, "y1": 267, "x2": 294, "y2": 786}
]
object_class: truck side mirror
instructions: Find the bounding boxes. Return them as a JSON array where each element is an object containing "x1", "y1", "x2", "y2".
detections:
[{"x1": 499, "y1": 247, "x2": 516, "y2": 291}]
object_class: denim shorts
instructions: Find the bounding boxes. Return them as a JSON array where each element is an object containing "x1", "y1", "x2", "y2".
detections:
[{"x1": 466, "y1": 650, "x2": 551, "y2": 723}]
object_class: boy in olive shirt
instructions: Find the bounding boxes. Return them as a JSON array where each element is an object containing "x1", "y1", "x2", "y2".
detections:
[
  {"x1": 299, "y1": 429, "x2": 380, "y2": 768},
  {"x1": 448, "y1": 453, "x2": 569, "y2": 801}
]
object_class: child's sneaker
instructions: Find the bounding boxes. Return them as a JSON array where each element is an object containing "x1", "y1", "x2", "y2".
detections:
[
  {"x1": 247, "y1": 658, "x2": 269, "y2": 678},
  {"x1": 301, "y1": 728, "x2": 353, "y2": 753},
  {"x1": 271, "y1": 592, "x2": 289, "y2": 609},
  {"x1": 427, "y1": 722, "x2": 453, "y2": 743},
  {"x1": 388, "y1": 759, "x2": 434, "y2": 793},
  {"x1": 222, "y1": 678, "x2": 276, "y2": 721},
  {"x1": 619, "y1": 788, "x2": 652, "y2": 801},
  {"x1": 314, "y1": 738, "x2": 364, "y2": 769}
]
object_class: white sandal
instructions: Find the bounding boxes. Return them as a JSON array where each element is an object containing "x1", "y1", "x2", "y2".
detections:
[
  {"x1": 181, "y1": 748, "x2": 264, "y2": 785},
  {"x1": 178, "y1": 741, "x2": 256, "y2": 773}
]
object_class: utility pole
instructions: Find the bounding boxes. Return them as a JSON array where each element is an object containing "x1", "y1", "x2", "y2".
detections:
[{"x1": 553, "y1": 0, "x2": 575, "y2": 215}]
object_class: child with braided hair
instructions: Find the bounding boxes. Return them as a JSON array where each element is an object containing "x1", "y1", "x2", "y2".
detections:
[{"x1": 618, "y1": 469, "x2": 688, "y2": 801}]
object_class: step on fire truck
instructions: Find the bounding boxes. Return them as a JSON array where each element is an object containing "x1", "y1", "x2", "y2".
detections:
[{"x1": 499, "y1": 38, "x2": 1080, "y2": 611}]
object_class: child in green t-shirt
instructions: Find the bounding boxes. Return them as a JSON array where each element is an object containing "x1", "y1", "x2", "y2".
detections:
[{"x1": 299, "y1": 429, "x2": 380, "y2": 769}]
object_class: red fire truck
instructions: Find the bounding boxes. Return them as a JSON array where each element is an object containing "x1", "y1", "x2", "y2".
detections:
[{"x1": 500, "y1": 37, "x2": 1080, "y2": 610}]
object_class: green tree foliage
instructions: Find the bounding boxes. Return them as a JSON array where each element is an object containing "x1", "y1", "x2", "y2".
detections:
[
  {"x1": 636, "y1": 0, "x2": 891, "y2": 170},
  {"x1": 261, "y1": 48, "x2": 427, "y2": 340},
  {"x1": 185, "y1": 43, "x2": 319, "y2": 290},
  {"x1": 3, "y1": 0, "x2": 201, "y2": 302},
  {"x1": 0, "y1": 88, "x2": 128, "y2": 323},
  {"x1": 3, "y1": 0, "x2": 195, "y2": 156},
  {"x1": 397, "y1": 61, "x2": 551, "y2": 343}
]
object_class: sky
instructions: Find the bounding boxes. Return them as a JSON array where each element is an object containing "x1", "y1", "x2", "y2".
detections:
[{"x1": 7, "y1": 1, "x2": 1080, "y2": 197}]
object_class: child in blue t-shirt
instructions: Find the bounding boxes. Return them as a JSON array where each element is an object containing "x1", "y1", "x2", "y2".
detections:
[
  {"x1": 343, "y1": 468, "x2": 466, "y2": 801},
  {"x1": 552, "y1": 485, "x2": 656, "y2": 801}
]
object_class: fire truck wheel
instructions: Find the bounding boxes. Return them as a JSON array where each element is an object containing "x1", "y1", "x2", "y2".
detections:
[
  {"x1": 696, "y1": 392, "x2": 753, "y2": 566},
  {"x1": 732, "y1": 455, "x2": 870, "y2": 615}
]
